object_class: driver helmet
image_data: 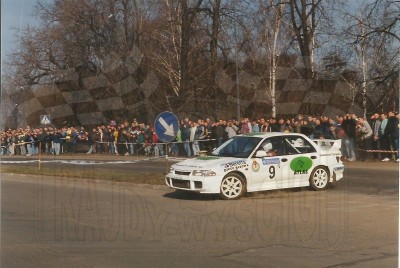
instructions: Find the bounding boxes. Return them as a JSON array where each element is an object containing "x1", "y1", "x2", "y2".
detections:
[
  {"x1": 293, "y1": 138, "x2": 304, "y2": 147},
  {"x1": 263, "y1": 142, "x2": 273, "y2": 152}
]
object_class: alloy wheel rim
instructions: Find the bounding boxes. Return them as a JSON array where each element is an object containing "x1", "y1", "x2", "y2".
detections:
[
  {"x1": 221, "y1": 177, "x2": 242, "y2": 198},
  {"x1": 313, "y1": 169, "x2": 328, "y2": 188}
]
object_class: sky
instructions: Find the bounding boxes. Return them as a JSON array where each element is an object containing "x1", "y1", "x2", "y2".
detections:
[
  {"x1": 0, "y1": 0, "x2": 392, "y2": 72},
  {"x1": 1, "y1": 0, "x2": 52, "y2": 67}
]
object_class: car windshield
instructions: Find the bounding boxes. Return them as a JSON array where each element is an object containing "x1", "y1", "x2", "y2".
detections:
[{"x1": 212, "y1": 136, "x2": 262, "y2": 158}]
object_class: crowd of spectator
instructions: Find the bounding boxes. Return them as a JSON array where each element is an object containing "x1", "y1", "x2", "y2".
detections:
[{"x1": 1, "y1": 112, "x2": 399, "y2": 162}]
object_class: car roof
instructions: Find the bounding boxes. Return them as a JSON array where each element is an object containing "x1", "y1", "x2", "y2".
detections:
[{"x1": 239, "y1": 132, "x2": 306, "y2": 138}]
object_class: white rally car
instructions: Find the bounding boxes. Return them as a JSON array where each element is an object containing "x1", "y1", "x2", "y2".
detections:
[{"x1": 165, "y1": 133, "x2": 344, "y2": 200}]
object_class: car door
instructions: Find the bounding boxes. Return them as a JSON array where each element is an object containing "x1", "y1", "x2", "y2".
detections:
[
  {"x1": 249, "y1": 137, "x2": 285, "y2": 191},
  {"x1": 279, "y1": 135, "x2": 319, "y2": 188}
]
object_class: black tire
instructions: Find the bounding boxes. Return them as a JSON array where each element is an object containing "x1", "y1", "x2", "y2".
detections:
[
  {"x1": 309, "y1": 166, "x2": 330, "y2": 191},
  {"x1": 219, "y1": 173, "x2": 246, "y2": 200}
]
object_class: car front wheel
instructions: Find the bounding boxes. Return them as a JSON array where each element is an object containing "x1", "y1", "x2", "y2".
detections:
[
  {"x1": 309, "y1": 166, "x2": 329, "y2": 191},
  {"x1": 219, "y1": 173, "x2": 246, "y2": 200}
]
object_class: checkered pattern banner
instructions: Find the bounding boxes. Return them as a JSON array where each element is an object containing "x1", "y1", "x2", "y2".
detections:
[
  {"x1": 3, "y1": 54, "x2": 374, "y2": 127},
  {"x1": 3, "y1": 50, "x2": 159, "y2": 127},
  {"x1": 216, "y1": 62, "x2": 370, "y2": 118}
]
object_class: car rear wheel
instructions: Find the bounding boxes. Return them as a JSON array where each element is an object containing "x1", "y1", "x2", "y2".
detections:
[
  {"x1": 219, "y1": 173, "x2": 245, "y2": 200},
  {"x1": 309, "y1": 166, "x2": 329, "y2": 190}
]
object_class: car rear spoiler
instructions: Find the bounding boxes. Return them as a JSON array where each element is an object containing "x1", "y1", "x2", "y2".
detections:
[{"x1": 313, "y1": 139, "x2": 342, "y2": 155}]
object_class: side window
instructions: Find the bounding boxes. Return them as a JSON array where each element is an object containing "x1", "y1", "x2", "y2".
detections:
[
  {"x1": 257, "y1": 137, "x2": 285, "y2": 156},
  {"x1": 271, "y1": 137, "x2": 285, "y2": 156},
  {"x1": 284, "y1": 136, "x2": 316, "y2": 154}
]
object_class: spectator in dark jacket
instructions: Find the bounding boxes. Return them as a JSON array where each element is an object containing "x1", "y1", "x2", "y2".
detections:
[
  {"x1": 215, "y1": 120, "x2": 226, "y2": 147},
  {"x1": 181, "y1": 118, "x2": 192, "y2": 156},
  {"x1": 313, "y1": 120, "x2": 325, "y2": 139},
  {"x1": 53, "y1": 130, "x2": 63, "y2": 155},
  {"x1": 269, "y1": 118, "x2": 280, "y2": 132},
  {"x1": 384, "y1": 111, "x2": 399, "y2": 161},
  {"x1": 341, "y1": 114, "x2": 357, "y2": 161},
  {"x1": 300, "y1": 120, "x2": 313, "y2": 137}
]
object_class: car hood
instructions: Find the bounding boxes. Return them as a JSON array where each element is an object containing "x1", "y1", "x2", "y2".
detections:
[{"x1": 173, "y1": 156, "x2": 245, "y2": 170}]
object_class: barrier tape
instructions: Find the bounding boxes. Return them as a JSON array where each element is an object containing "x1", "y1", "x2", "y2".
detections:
[
  {"x1": 1, "y1": 140, "x2": 37, "y2": 148},
  {"x1": 354, "y1": 148, "x2": 399, "y2": 153},
  {"x1": 3, "y1": 139, "x2": 398, "y2": 153},
  {"x1": 89, "y1": 138, "x2": 218, "y2": 145},
  {"x1": 0, "y1": 138, "x2": 219, "y2": 156}
]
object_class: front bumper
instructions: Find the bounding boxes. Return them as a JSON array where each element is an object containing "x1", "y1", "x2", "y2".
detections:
[{"x1": 165, "y1": 173, "x2": 223, "y2": 194}]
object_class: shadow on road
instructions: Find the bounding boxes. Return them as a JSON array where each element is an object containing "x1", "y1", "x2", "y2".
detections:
[
  {"x1": 163, "y1": 190, "x2": 220, "y2": 201},
  {"x1": 163, "y1": 187, "x2": 314, "y2": 201}
]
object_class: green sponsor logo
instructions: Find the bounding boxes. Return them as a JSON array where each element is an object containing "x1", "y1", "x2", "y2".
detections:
[{"x1": 290, "y1": 157, "x2": 313, "y2": 173}]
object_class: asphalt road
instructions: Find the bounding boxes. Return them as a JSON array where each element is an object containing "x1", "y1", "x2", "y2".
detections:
[{"x1": 1, "y1": 157, "x2": 399, "y2": 267}]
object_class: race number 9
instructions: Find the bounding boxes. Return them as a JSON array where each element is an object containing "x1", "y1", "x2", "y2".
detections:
[{"x1": 269, "y1": 166, "x2": 275, "y2": 179}]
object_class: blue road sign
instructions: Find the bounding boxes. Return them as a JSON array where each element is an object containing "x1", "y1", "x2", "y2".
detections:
[{"x1": 154, "y1": 111, "x2": 179, "y2": 142}]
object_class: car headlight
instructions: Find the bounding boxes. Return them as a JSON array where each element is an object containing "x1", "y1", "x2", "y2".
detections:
[
  {"x1": 192, "y1": 170, "x2": 216, "y2": 176},
  {"x1": 169, "y1": 167, "x2": 175, "y2": 173}
]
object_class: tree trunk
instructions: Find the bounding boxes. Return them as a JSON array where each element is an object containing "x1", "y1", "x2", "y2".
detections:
[
  {"x1": 210, "y1": 0, "x2": 221, "y2": 77},
  {"x1": 180, "y1": 0, "x2": 203, "y2": 94},
  {"x1": 180, "y1": 0, "x2": 190, "y2": 94},
  {"x1": 269, "y1": 1, "x2": 285, "y2": 118},
  {"x1": 289, "y1": 0, "x2": 320, "y2": 79}
]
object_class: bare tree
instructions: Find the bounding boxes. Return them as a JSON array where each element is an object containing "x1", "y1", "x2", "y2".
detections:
[
  {"x1": 241, "y1": 0, "x2": 291, "y2": 118},
  {"x1": 3, "y1": 0, "x2": 398, "y2": 127},
  {"x1": 149, "y1": 0, "x2": 182, "y2": 99},
  {"x1": 288, "y1": 0, "x2": 322, "y2": 78},
  {"x1": 6, "y1": 0, "x2": 162, "y2": 124},
  {"x1": 265, "y1": 0, "x2": 287, "y2": 118},
  {"x1": 180, "y1": 0, "x2": 203, "y2": 94},
  {"x1": 356, "y1": 0, "x2": 400, "y2": 42},
  {"x1": 342, "y1": 0, "x2": 399, "y2": 116}
]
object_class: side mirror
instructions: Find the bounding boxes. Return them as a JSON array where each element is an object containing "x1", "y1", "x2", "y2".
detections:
[{"x1": 255, "y1": 150, "x2": 267, "y2": 158}]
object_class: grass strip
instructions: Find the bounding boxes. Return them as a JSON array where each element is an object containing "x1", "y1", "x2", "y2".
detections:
[{"x1": 1, "y1": 165, "x2": 165, "y2": 185}]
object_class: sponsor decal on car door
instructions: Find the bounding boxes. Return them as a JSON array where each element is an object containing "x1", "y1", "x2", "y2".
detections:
[
  {"x1": 250, "y1": 157, "x2": 282, "y2": 191},
  {"x1": 280, "y1": 136, "x2": 318, "y2": 188}
]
